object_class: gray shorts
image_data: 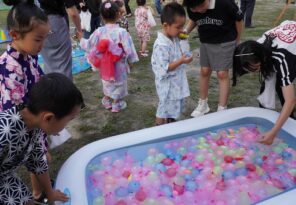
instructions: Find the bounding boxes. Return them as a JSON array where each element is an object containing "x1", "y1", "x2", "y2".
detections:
[{"x1": 200, "y1": 41, "x2": 236, "y2": 71}]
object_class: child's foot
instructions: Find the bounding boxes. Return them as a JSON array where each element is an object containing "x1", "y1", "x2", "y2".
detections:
[
  {"x1": 140, "y1": 51, "x2": 149, "y2": 57},
  {"x1": 111, "y1": 100, "x2": 127, "y2": 113},
  {"x1": 101, "y1": 97, "x2": 112, "y2": 109}
]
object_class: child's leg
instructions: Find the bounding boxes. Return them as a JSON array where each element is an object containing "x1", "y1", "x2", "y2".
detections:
[
  {"x1": 102, "y1": 96, "x2": 112, "y2": 109},
  {"x1": 141, "y1": 41, "x2": 147, "y2": 53},
  {"x1": 155, "y1": 117, "x2": 167, "y2": 125},
  {"x1": 140, "y1": 40, "x2": 143, "y2": 51},
  {"x1": 111, "y1": 98, "x2": 127, "y2": 112},
  {"x1": 217, "y1": 70, "x2": 229, "y2": 108},
  {"x1": 199, "y1": 66, "x2": 212, "y2": 99}
]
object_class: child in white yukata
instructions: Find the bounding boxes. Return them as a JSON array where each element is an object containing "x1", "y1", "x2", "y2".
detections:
[
  {"x1": 151, "y1": 3, "x2": 193, "y2": 125},
  {"x1": 80, "y1": 0, "x2": 138, "y2": 113}
]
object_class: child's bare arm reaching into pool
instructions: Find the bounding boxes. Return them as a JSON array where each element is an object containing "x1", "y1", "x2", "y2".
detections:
[{"x1": 36, "y1": 172, "x2": 68, "y2": 202}]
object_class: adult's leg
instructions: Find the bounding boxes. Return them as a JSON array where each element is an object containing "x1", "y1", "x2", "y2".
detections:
[
  {"x1": 199, "y1": 67, "x2": 212, "y2": 100},
  {"x1": 90, "y1": 14, "x2": 101, "y2": 34},
  {"x1": 40, "y1": 15, "x2": 72, "y2": 80},
  {"x1": 124, "y1": 0, "x2": 132, "y2": 15},
  {"x1": 155, "y1": 0, "x2": 162, "y2": 15},
  {"x1": 245, "y1": 0, "x2": 256, "y2": 27},
  {"x1": 217, "y1": 70, "x2": 230, "y2": 107},
  {"x1": 240, "y1": 0, "x2": 247, "y2": 17}
]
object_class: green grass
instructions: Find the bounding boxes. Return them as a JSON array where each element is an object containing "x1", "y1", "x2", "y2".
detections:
[{"x1": 1, "y1": 0, "x2": 295, "y2": 196}]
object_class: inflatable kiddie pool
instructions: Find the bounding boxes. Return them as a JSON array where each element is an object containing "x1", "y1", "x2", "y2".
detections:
[{"x1": 55, "y1": 107, "x2": 296, "y2": 205}]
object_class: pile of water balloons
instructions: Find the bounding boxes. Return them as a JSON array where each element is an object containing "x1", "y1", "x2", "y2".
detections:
[{"x1": 86, "y1": 125, "x2": 296, "y2": 205}]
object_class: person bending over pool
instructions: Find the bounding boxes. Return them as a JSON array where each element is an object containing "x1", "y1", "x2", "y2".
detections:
[
  {"x1": 0, "y1": 73, "x2": 84, "y2": 205},
  {"x1": 233, "y1": 20, "x2": 296, "y2": 145}
]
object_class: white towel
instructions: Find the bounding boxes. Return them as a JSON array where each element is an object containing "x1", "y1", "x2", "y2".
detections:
[
  {"x1": 257, "y1": 73, "x2": 276, "y2": 109},
  {"x1": 80, "y1": 10, "x2": 91, "y2": 32},
  {"x1": 49, "y1": 128, "x2": 71, "y2": 149}
]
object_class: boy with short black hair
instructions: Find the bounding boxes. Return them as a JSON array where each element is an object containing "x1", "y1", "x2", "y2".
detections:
[
  {"x1": 0, "y1": 73, "x2": 84, "y2": 205},
  {"x1": 151, "y1": 2, "x2": 192, "y2": 125},
  {"x1": 183, "y1": 0, "x2": 243, "y2": 117}
]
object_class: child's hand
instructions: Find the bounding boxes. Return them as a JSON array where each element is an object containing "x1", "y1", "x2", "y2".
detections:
[
  {"x1": 75, "y1": 30, "x2": 83, "y2": 41},
  {"x1": 181, "y1": 54, "x2": 193, "y2": 64},
  {"x1": 47, "y1": 189, "x2": 69, "y2": 203}
]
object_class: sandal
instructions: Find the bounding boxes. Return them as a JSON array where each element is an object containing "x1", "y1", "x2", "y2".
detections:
[{"x1": 140, "y1": 52, "x2": 149, "y2": 57}]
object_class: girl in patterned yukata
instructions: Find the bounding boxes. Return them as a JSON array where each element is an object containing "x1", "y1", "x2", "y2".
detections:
[
  {"x1": 0, "y1": 0, "x2": 52, "y2": 203},
  {"x1": 0, "y1": 73, "x2": 84, "y2": 205},
  {"x1": 115, "y1": 0, "x2": 129, "y2": 32},
  {"x1": 80, "y1": 0, "x2": 138, "y2": 113},
  {"x1": 151, "y1": 3, "x2": 193, "y2": 125},
  {"x1": 135, "y1": 0, "x2": 151, "y2": 57}
]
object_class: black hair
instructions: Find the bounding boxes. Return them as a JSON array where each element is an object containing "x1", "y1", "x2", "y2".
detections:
[
  {"x1": 27, "y1": 73, "x2": 84, "y2": 119},
  {"x1": 114, "y1": 0, "x2": 124, "y2": 8},
  {"x1": 183, "y1": 0, "x2": 206, "y2": 8},
  {"x1": 161, "y1": 2, "x2": 186, "y2": 25},
  {"x1": 4, "y1": 0, "x2": 48, "y2": 37},
  {"x1": 232, "y1": 35, "x2": 275, "y2": 86},
  {"x1": 100, "y1": 0, "x2": 119, "y2": 21},
  {"x1": 136, "y1": 0, "x2": 146, "y2": 6}
]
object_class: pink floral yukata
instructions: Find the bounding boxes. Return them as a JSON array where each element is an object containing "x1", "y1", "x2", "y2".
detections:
[
  {"x1": 0, "y1": 45, "x2": 48, "y2": 152},
  {"x1": 135, "y1": 6, "x2": 151, "y2": 42},
  {"x1": 80, "y1": 24, "x2": 138, "y2": 100},
  {"x1": 0, "y1": 45, "x2": 43, "y2": 111}
]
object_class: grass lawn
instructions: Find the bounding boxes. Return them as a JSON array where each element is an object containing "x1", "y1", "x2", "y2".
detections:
[{"x1": 0, "y1": 0, "x2": 295, "y2": 197}]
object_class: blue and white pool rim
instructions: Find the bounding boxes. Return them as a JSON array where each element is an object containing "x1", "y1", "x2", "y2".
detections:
[{"x1": 55, "y1": 107, "x2": 296, "y2": 205}]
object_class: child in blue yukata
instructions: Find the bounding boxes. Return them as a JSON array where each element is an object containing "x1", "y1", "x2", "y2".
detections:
[
  {"x1": 0, "y1": 73, "x2": 84, "y2": 205},
  {"x1": 151, "y1": 2, "x2": 193, "y2": 125}
]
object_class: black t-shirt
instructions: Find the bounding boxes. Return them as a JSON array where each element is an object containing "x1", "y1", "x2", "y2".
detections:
[
  {"x1": 39, "y1": 0, "x2": 77, "y2": 16},
  {"x1": 86, "y1": 0, "x2": 101, "y2": 16},
  {"x1": 187, "y1": 0, "x2": 243, "y2": 44}
]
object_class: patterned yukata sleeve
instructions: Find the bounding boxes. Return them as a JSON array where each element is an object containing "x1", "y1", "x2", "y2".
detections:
[
  {"x1": 151, "y1": 44, "x2": 171, "y2": 80},
  {"x1": 121, "y1": 31, "x2": 139, "y2": 64},
  {"x1": 80, "y1": 29, "x2": 100, "y2": 53},
  {"x1": 25, "y1": 130, "x2": 48, "y2": 175},
  {"x1": 0, "y1": 55, "x2": 25, "y2": 111}
]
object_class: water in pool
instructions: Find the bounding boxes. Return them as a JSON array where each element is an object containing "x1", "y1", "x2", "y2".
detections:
[{"x1": 86, "y1": 124, "x2": 296, "y2": 205}]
